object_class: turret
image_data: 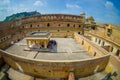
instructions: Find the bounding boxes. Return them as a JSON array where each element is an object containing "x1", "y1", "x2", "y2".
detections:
[
  {"x1": 106, "y1": 25, "x2": 112, "y2": 36},
  {"x1": 80, "y1": 12, "x2": 86, "y2": 35}
]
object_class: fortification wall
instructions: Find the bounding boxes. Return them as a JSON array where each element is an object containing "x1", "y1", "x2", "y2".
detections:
[
  {"x1": 19, "y1": 14, "x2": 83, "y2": 24},
  {"x1": 0, "y1": 33, "x2": 110, "y2": 78},
  {"x1": 21, "y1": 21, "x2": 83, "y2": 28},
  {"x1": 0, "y1": 50, "x2": 109, "y2": 78},
  {"x1": 20, "y1": 21, "x2": 83, "y2": 37},
  {"x1": 0, "y1": 13, "x2": 119, "y2": 79}
]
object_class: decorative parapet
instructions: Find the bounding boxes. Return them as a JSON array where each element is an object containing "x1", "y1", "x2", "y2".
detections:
[{"x1": 15, "y1": 14, "x2": 84, "y2": 25}]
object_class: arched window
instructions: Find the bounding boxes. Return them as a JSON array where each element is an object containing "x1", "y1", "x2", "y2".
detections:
[
  {"x1": 3, "y1": 38, "x2": 5, "y2": 41},
  {"x1": 73, "y1": 24, "x2": 75, "y2": 28},
  {"x1": 47, "y1": 23, "x2": 50, "y2": 27},
  {"x1": 99, "y1": 40, "x2": 101, "y2": 44},
  {"x1": 30, "y1": 24, "x2": 32, "y2": 28},
  {"x1": 58, "y1": 24, "x2": 60, "y2": 26},
  {"x1": 37, "y1": 25, "x2": 39, "y2": 27},
  {"x1": 102, "y1": 41, "x2": 105, "y2": 46},
  {"x1": 95, "y1": 38, "x2": 97, "y2": 42},
  {"x1": 116, "y1": 49, "x2": 120, "y2": 56},
  {"x1": 94, "y1": 52, "x2": 97, "y2": 56},
  {"x1": 111, "y1": 46, "x2": 113, "y2": 52},
  {"x1": 67, "y1": 24, "x2": 70, "y2": 27}
]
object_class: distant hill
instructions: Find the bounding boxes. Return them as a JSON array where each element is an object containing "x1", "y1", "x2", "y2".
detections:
[{"x1": 4, "y1": 11, "x2": 40, "y2": 22}]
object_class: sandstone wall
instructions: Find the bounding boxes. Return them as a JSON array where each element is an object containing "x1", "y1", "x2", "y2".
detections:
[
  {"x1": 105, "y1": 55, "x2": 120, "y2": 80},
  {"x1": 74, "y1": 33, "x2": 109, "y2": 57},
  {"x1": 0, "y1": 50, "x2": 109, "y2": 78},
  {"x1": 0, "y1": 33, "x2": 110, "y2": 78}
]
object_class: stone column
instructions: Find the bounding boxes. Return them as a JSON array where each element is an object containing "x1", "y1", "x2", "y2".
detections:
[
  {"x1": 44, "y1": 40, "x2": 47, "y2": 48},
  {"x1": 29, "y1": 40, "x2": 34, "y2": 48},
  {"x1": 26, "y1": 39, "x2": 29, "y2": 48},
  {"x1": 29, "y1": 40, "x2": 32, "y2": 47}
]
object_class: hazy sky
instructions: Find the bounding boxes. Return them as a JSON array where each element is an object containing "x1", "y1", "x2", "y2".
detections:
[{"x1": 0, "y1": 0, "x2": 120, "y2": 25}]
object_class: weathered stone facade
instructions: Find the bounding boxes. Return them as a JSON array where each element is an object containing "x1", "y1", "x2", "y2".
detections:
[{"x1": 0, "y1": 13, "x2": 120, "y2": 80}]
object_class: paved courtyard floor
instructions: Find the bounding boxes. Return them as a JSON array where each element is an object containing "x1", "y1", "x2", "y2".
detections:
[{"x1": 5, "y1": 38, "x2": 92, "y2": 60}]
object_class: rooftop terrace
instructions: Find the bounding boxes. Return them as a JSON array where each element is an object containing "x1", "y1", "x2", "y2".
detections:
[{"x1": 29, "y1": 32, "x2": 49, "y2": 36}]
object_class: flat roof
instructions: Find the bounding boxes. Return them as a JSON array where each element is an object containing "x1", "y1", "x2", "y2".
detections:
[
  {"x1": 26, "y1": 31, "x2": 51, "y2": 39},
  {"x1": 27, "y1": 31, "x2": 50, "y2": 37},
  {"x1": 5, "y1": 38, "x2": 93, "y2": 60},
  {"x1": 30, "y1": 32, "x2": 49, "y2": 36}
]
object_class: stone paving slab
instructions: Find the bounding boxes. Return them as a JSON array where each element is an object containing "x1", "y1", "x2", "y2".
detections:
[
  {"x1": 5, "y1": 44, "x2": 37, "y2": 57},
  {"x1": 35, "y1": 52, "x2": 92, "y2": 60},
  {"x1": 53, "y1": 38, "x2": 85, "y2": 52}
]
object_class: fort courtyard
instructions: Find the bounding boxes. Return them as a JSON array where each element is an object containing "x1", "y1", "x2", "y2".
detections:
[
  {"x1": 5, "y1": 37, "x2": 92, "y2": 60},
  {"x1": 0, "y1": 11, "x2": 119, "y2": 80}
]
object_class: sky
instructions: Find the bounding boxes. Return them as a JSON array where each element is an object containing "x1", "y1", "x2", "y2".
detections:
[{"x1": 0, "y1": 0, "x2": 120, "y2": 25}]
